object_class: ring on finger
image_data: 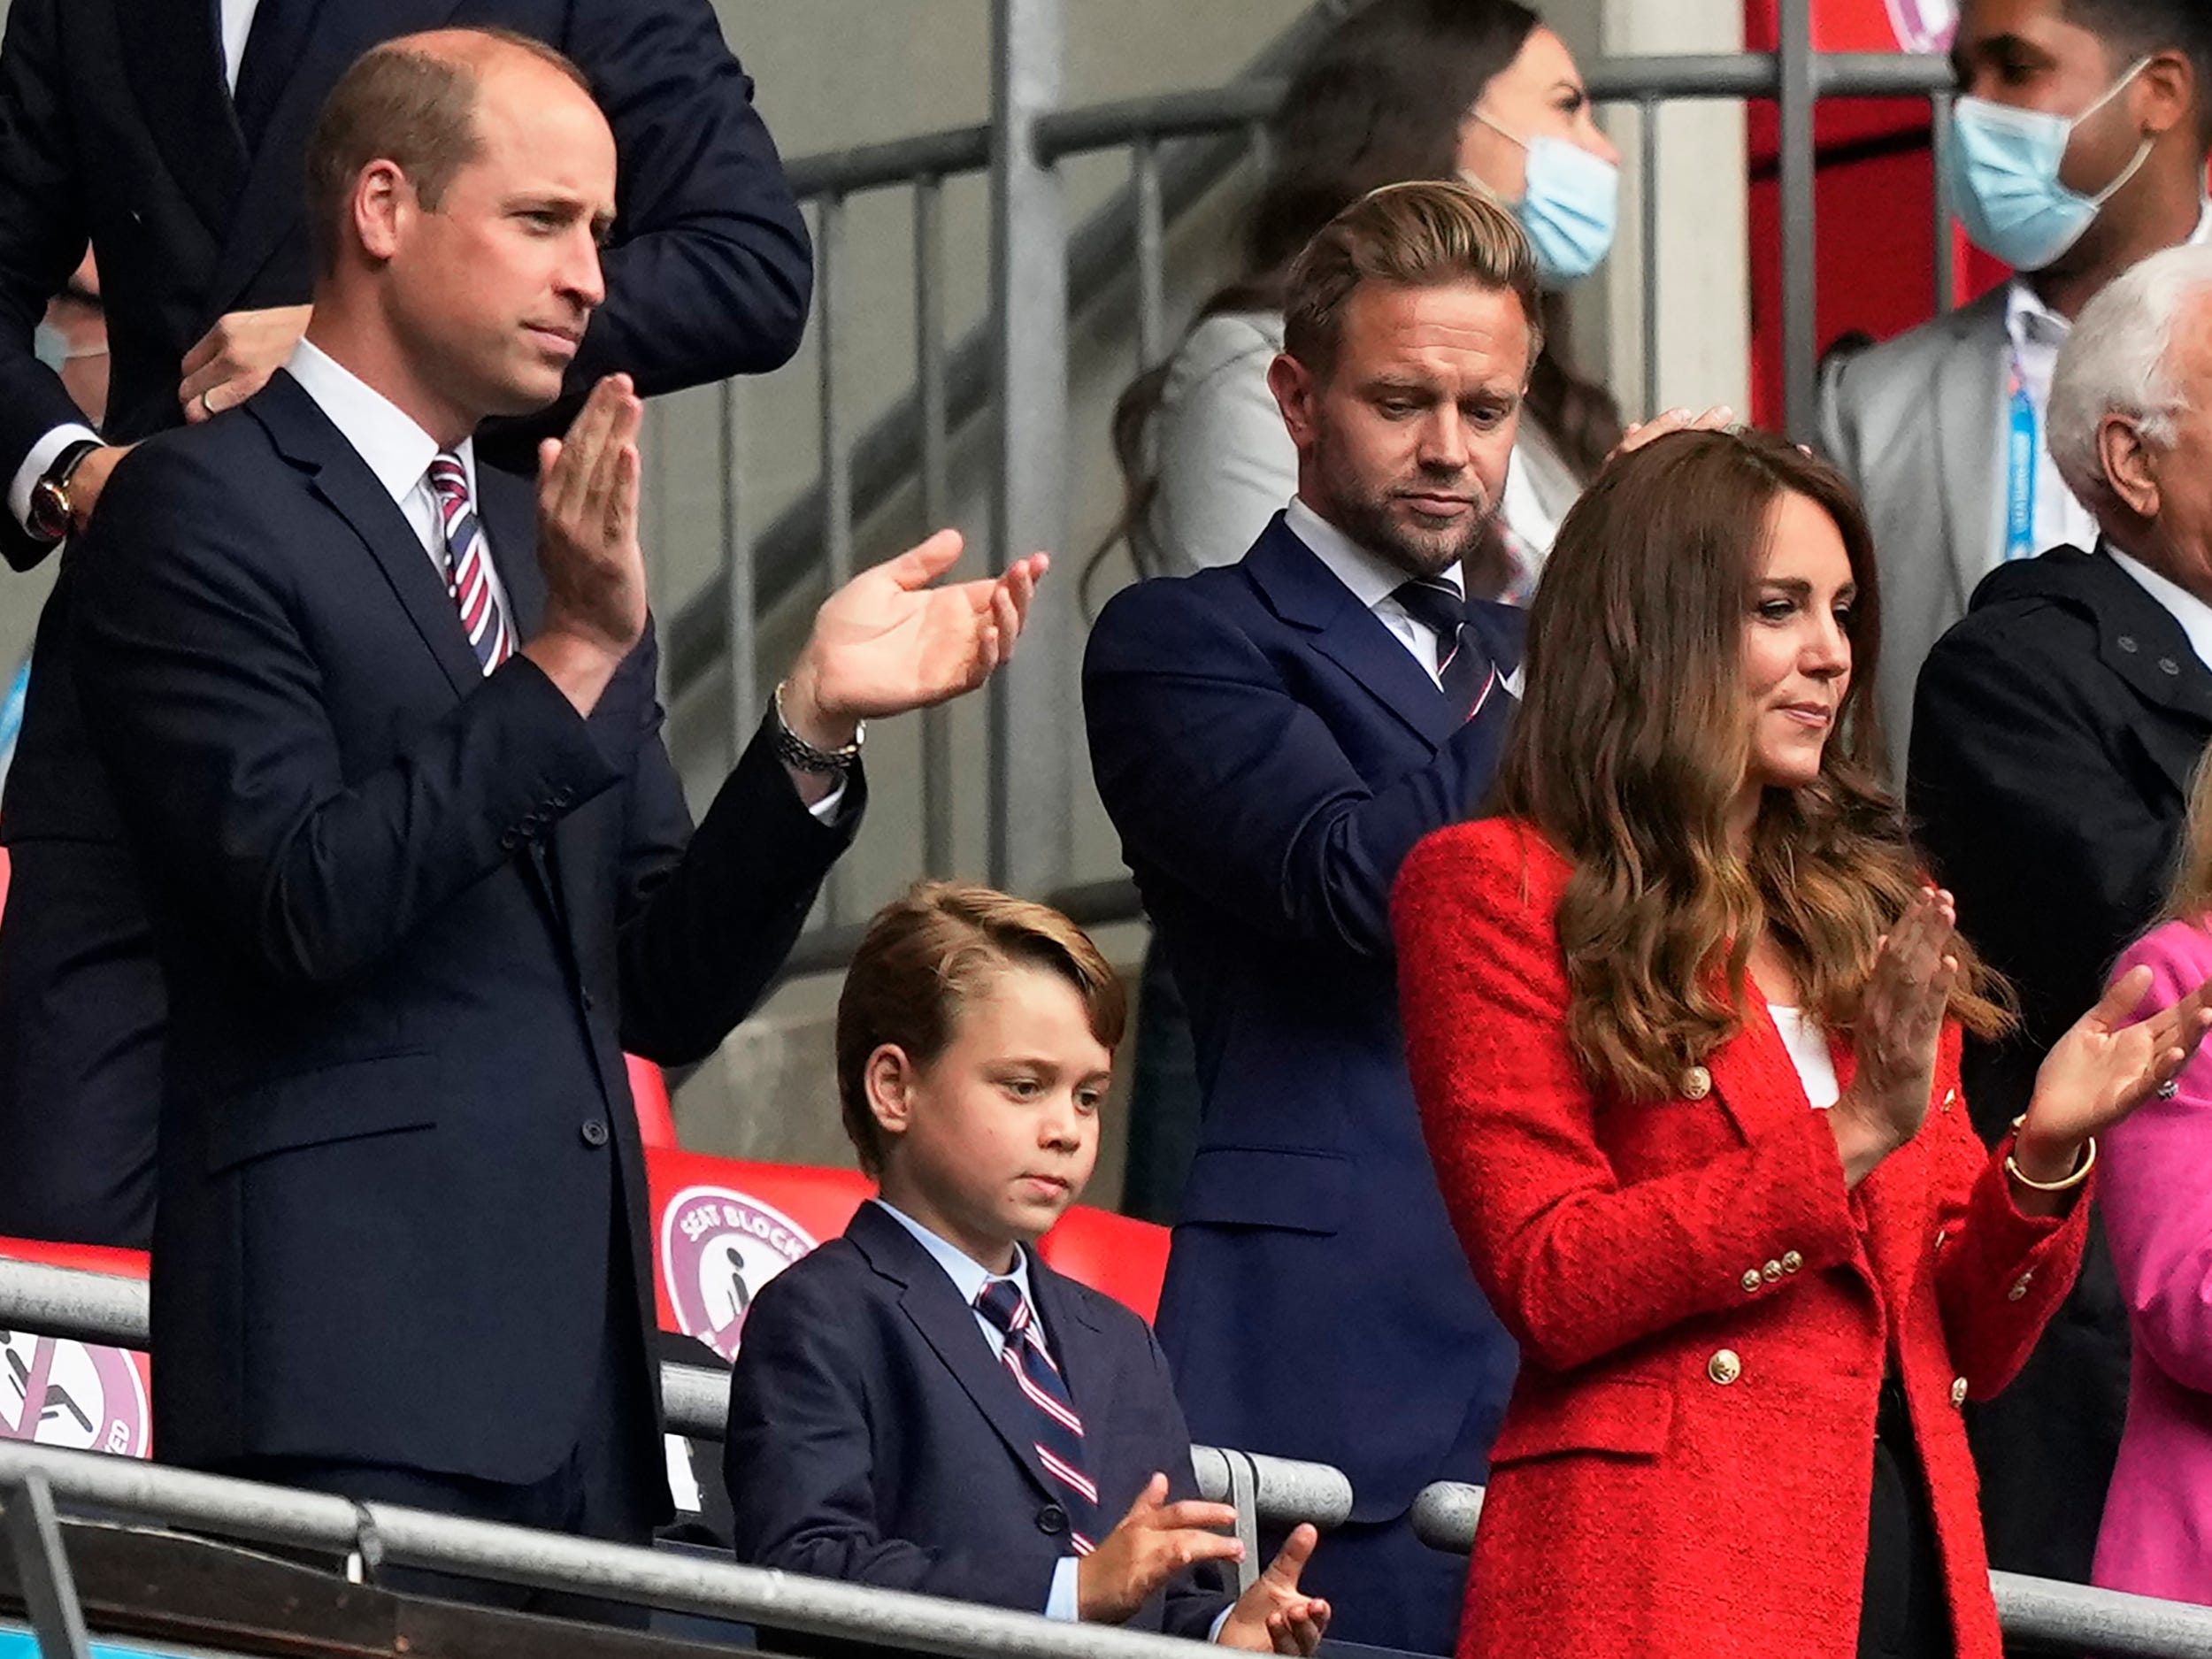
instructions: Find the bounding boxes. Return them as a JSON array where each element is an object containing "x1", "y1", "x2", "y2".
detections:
[
  {"x1": 199, "y1": 388, "x2": 217, "y2": 417},
  {"x1": 2157, "y1": 1079, "x2": 2181, "y2": 1100}
]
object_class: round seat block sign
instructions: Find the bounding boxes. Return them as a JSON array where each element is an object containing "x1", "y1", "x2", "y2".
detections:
[
  {"x1": 0, "y1": 1330, "x2": 149, "y2": 1457},
  {"x1": 660, "y1": 1186, "x2": 819, "y2": 1362}
]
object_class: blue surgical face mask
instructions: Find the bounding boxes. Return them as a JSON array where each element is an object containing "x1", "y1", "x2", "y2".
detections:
[
  {"x1": 1943, "y1": 58, "x2": 2154, "y2": 273},
  {"x1": 1465, "y1": 111, "x2": 1619, "y2": 287}
]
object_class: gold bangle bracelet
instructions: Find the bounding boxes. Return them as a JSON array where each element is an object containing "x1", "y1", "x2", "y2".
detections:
[{"x1": 2004, "y1": 1133, "x2": 2097, "y2": 1194}]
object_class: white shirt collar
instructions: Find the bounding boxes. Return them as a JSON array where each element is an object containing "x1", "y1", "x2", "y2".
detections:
[
  {"x1": 872, "y1": 1197, "x2": 1040, "y2": 1311},
  {"x1": 285, "y1": 338, "x2": 477, "y2": 511},
  {"x1": 2008, "y1": 198, "x2": 2212, "y2": 350},
  {"x1": 2105, "y1": 542, "x2": 2212, "y2": 672},
  {"x1": 1283, "y1": 495, "x2": 1463, "y2": 612}
]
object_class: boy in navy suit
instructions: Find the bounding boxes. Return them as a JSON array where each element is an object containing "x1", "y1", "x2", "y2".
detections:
[{"x1": 724, "y1": 882, "x2": 1331, "y2": 1650}]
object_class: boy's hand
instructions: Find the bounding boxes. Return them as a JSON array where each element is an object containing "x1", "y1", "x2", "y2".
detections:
[
  {"x1": 1215, "y1": 1525, "x2": 1330, "y2": 1655},
  {"x1": 1077, "y1": 1472, "x2": 1243, "y2": 1624}
]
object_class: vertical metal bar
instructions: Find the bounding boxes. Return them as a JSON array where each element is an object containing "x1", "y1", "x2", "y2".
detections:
[
  {"x1": 818, "y1": 190, "x2": 853, "y2": 923},
  {"x1": 1225, "y1": 1452, "x2": 1262, "y2": 1594},
  {"x1": 1778, "y1": 0, "x2": 1819, "y2": 442},
  {"x1": 988, "y1": 0, "x2": 1071, "y2": 896},
  {"x1": 1639, "y1": 96, "x2": 1662, "y2": 419},
  {"x1": 915, "y1": 178, "x2": 956, "y2": 879},
  {"x1": 1, "y1": 1475, "x2": 94, "y2": 1659},
  {"x1": 720, "y1": 378, "x2": 757, "y2": 766},
  {"x1": 1929, "y1": 91, "x2": 1957, "y2": 317},
  {"x1": 1133, "y1": 135, "x2": 1166, "y2": 371}
]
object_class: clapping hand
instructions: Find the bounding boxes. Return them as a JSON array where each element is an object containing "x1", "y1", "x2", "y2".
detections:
[
  {"x1": 2016, "y1": 966, "x2": 2212, "y2": 1181},
  {"x1": 1077, "y1": 1472, "x2": 1244, "y2": 1624},
  {"x1": 1827, "y1": 887, "x2": 1958, "y2": 1186},
  {"x1": 779, "y1": 530, "x2": 1048, "y2": 749},
  {"x1": 1216, "y1": 1524, "x2": 1331, "y2": 1655}
]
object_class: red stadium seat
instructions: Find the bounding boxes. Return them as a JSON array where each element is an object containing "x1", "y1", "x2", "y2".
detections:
[
  {"x1": 1034, "y1": 1204, "x2": 1170, "y2": 1325},
  {"x1": 626, "y1": 1055, "x2": 677, "y2": 1148}
]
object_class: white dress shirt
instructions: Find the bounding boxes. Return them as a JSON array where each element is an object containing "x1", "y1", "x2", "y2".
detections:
[
  {"x1": 1996, "y1": 200, "x2": 2212, "y2": 568},
  {"x1": 1767, "y1": 1005, "x2": 1840, "y2": 1110},
  {"x1": 1283, "y1": 495, "x2": 1523, "y2": 699},
  {"x1": 2107, "y1": 543, "x2": 2212, "y2": 672}
]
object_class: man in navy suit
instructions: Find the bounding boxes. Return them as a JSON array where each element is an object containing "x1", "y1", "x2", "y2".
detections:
[
  {"x1": 726, "y1": 881, "x2": 1326, "y2": 1650},
  {"x1": 69, "y1": 32, "x2": 1039, "y2": 1592},
  {"x1": 0, "y1": 0, "x2": 812, "y2": 1250},
  {"x1": 1083, "y1": 181, "x2": 1540, "y2": 1655}
]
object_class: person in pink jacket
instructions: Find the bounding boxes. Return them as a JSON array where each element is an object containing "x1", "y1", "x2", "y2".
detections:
[{"x1": 2101, "y1": 757, "x2": 2212, "y2": 1605}]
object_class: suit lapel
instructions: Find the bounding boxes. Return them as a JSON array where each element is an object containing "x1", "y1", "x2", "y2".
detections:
[
  {"x1": 849, "y1": 1206, "x2": 1057, "y2": 1502},
  {"x1": 250, "y1": 371, "x2": 481, "y2": 697},
  {"x1": 1703, "y1": 996, "x2": 1821, "y2": 1149},
  {"x1": 1244, "y1": 518, "x2": 1458, "y2": 749},
  {"x1": 1930, "y1": 291, "x2": 2010, "y2": 611},
  {"x1": 119, "y1": 0, "x2": 248, "y2": 238},
  {"x1": 205, "y1": 0, "x2": 465, "y2": 318}
]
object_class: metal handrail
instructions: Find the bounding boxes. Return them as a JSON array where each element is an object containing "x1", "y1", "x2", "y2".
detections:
[
  {"x1": 0, "y1": 1256, "x2": 1348, "y2": 1535},
  {"x1": 0, "y1": 1440, "x2": 1216, "y2": 1659}
]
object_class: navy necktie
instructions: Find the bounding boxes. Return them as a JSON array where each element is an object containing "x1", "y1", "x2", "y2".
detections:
[
  {"x1": 1392, "y1": 576, "x2": 1494, "y2": 719},
  {"x1": 976, "y1": 1279, "x2": 1101, "y2": 1554}
]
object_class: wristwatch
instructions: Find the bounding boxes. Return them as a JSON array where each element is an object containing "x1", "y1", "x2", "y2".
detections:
[
  {"x1": 771, "y1": 680, "x2": 864, "y2": 775},
  {"x1": 27, "y1": 439, "x2": 102, "y2": 544}
]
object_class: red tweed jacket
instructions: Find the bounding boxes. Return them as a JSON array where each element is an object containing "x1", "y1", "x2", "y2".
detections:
[{"x1": 1393, "y1": 818, "x2": 2090, "y2": 1659}]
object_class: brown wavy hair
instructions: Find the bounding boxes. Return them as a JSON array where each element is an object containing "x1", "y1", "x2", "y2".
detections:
[
  {"x1": 1102, "y1": 0, "x2": 1622, "y2": 588},
  {"x1": 1489, "y1": 429, "x2": 2010, "y2": 1099}
]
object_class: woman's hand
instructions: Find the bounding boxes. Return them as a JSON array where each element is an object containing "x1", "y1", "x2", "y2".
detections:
[
  {"x1": 2016, "y1": 966, "x2": 2212, "y2": 1187},
  {"x1": 1827, "y1": 887, "x2": 1958, "y2": 1187}
]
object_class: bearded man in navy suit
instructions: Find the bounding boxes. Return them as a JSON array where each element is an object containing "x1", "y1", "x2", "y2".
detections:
[{"x1": 1085, "y1": 181, "x2": 1550, "y2": 1655}]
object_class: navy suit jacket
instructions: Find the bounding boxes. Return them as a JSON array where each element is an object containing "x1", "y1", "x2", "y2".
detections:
[
  {"x1": 724, "y1": 1202, "x2": 1230, "y2": 1640},
  {"x1": 0, "y1": 0, "x2": 811, "y2": 1249},
  {"x1": 70, "y1": 371, "x2": 854, "y2": 1487},
  {"x1": 1082, "y1": 514, "x2": 1522, "y2": 1523}
]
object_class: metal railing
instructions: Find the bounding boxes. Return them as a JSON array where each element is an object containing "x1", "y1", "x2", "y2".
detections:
[
  {"x1": 0, "y1": 1255, "x2": 1348, "y2": 1591},
  {"x1": 678, "y1": 0, "x2": 1962, "y2": 964},
  {"x1": 10, "y1": 1257, "x2": 2212, "y2": 1655}
]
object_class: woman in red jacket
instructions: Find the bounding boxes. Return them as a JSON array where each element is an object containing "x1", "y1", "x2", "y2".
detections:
[{"x1": 1393, "y1": 428, "x2": 2211, "y2": 1659}]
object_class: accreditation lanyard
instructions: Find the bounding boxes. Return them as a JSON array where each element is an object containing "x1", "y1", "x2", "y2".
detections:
[{"x1": 2004, "y1": 353, "x2": 2039, "y2": 562}]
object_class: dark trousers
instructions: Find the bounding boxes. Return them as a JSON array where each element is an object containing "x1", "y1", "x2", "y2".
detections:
[
  {"x1": 0, "y1": 838, "x2": 163, "y2": 1248},
  {"x1": 1859, "y1": 1375, "x2": 1954, "y2": 1659},
  {"x1": 219, "y1": 1241, "x2": 663, "y2": 1624}
]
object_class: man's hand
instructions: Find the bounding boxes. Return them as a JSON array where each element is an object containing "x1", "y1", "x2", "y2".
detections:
[
  {"x1": 1215, "y1": 1525, "x2": 1330, "y2": 1655},
  {"x1": 522, "y1": 375, "x2": 647, "y2": 715},
  {"x1": 1606, "y1": 403, "x2": 1735, "y2": 465},
  {"x1": 180, "y1": 304, "x2": 312, "y2": 421},
  {"x1": 66, "y1": 443, "x2": 133, "y2": 534},
  {"x1": 1076, "y1": 1473, "x2": 1243, "y2": 1624},
  {"x1": 778, "y1": 531, "x2": 1048, "y2": 751}
]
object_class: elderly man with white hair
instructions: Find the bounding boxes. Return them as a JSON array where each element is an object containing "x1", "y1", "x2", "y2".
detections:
[{"x1": 1909, "y1": 240, "x2": 2212, "y2": 1586}]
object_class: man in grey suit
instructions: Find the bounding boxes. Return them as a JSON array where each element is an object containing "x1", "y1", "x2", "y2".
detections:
[{"x1": 1820, "y1": 0, "x2": 2211, "y2": 769}]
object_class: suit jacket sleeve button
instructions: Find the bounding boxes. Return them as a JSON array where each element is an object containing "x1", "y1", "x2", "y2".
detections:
[
  {"x1": 1780, "y1": 1249, "x2": 1802, "y2": 1273},
  {"x1": 2007, "y1": 1272, "x2": 2032, "y2": 1301},
  {"x1": 1761, "y1": 1260, "x2": 1783, "y2": 1282},
  {"x1": 1037, "y1": 1503, "x2": 1068, "y2": 1535},
  {"x1": 580, "y1": 1119, "x2": 609, "y2": 1148},
  {"x1": 1740, "y1": 1268, "x2": 1763, "y2": 1293}
]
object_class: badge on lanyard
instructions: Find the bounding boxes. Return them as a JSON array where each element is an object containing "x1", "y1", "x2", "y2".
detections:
[{"x1": 2005, "y1": 356, "x2": 2039, "y2": 562}]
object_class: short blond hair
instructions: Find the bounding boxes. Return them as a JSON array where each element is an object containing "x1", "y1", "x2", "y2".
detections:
[
  {"x1": 1282, "y1": 180, "x2": 1544, "y2": 379},
  {"x1": 834, "y1": 882, "x2": 1127, "y2": 1177}
]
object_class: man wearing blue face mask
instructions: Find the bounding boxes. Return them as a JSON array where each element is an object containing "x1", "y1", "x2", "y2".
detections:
[
  {"x1": 1821, "y1": 0, "x2": 2212, "y2": 773},
  {"x1": 1824, "y1": 0, "x2": 2212, "y2": 1593}
]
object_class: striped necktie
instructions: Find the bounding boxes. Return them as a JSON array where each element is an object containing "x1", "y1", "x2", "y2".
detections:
[
  {"x1": 426, "y1": 452, "x2": 513, "y2": 675},
  {"x1": 976, "y1": 1279, "x2": 1101, "y2": 1554},
  {"x1": 1391, "y1": 575, "x2": 1495, "y2": 720}
]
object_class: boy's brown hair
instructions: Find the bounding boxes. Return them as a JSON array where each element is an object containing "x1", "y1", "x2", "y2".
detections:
[{"x1": 834, "y1": 882, "x2": 1127, "y2": 1176}]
